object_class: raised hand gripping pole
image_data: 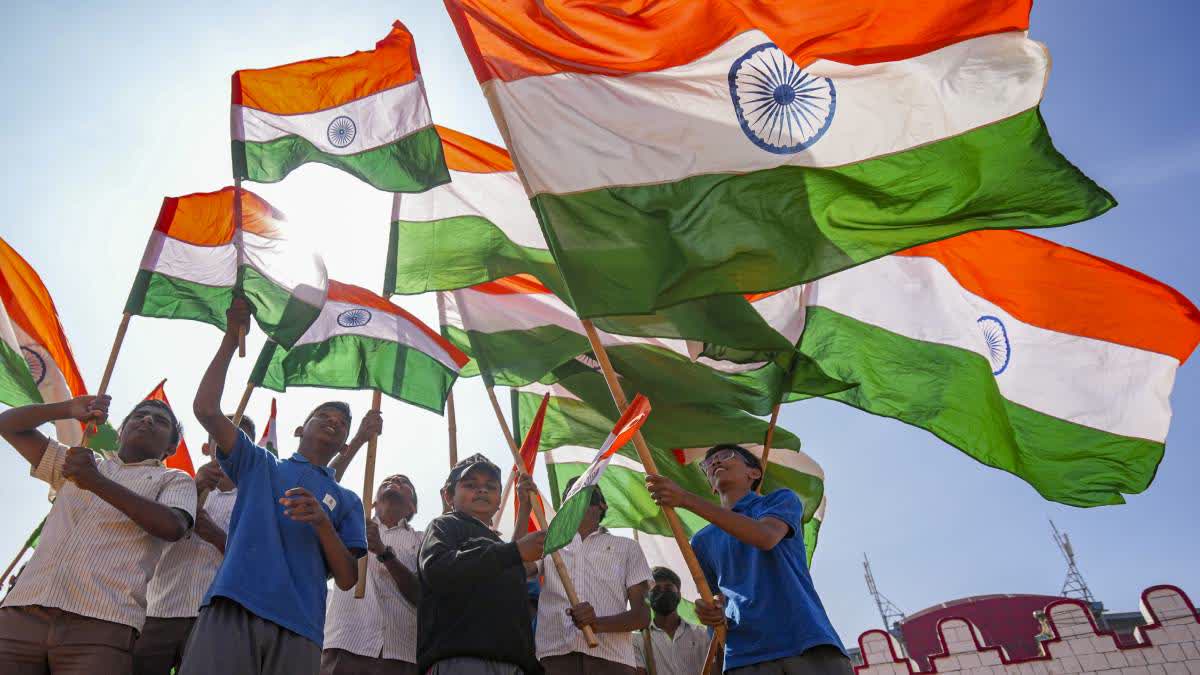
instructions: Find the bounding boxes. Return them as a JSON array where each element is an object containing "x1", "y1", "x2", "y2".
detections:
[
  {"x1": 354, "y1": 389, "x2": 383, "y2": 599},
  {"x1": 485, "y1": 385, "x2": 599, "y2": 649},
  {"x1": 579, "y1": 320, "x2": 727, "y2": 669}
]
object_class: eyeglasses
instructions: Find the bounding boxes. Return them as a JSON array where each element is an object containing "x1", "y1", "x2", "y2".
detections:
[{"x1": 700, "y1": 448, "x2": 741, "y2": 473}]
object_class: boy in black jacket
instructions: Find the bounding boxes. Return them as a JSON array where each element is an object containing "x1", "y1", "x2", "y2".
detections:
[{"x1": 418, "y1": 454, "x2": 546, "y2": 674}]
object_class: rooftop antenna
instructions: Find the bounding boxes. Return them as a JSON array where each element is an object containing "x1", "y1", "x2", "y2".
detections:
[
  {"x1": 1050, "y1": 520, "x2": 1096, "y2": 604},
  {"x1": 864, "y1": 553, "x2": 906, "y2": 631}
]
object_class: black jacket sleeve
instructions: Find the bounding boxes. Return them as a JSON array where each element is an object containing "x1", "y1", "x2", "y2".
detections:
[{"x1": 420, "y1": 517, "x2": 523, "y2": 591}]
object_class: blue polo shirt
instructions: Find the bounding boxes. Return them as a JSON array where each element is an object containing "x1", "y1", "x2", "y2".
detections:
[
  {"x1": 204, "y1": 430, "x2": 366, "y2": 646},
  {"x1": 690, "y1": 489, "x2": 843, "y2": 670}
]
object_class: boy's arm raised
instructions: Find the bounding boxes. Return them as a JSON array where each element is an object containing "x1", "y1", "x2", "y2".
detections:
[
  {"x1": 194, "y1": 298, "x2": 251, "y2": 455},
  {"x1": 645, "y1": 474, "x2": 791, "y2": 551},
  {"x1": 0, "y1": 395, "x2": 109, "y2": 468}
]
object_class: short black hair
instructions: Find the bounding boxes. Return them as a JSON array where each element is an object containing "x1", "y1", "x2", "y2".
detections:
[
  {"x1": 228, "y1": 413, "x2": 256, "y2": 440},
  {"x1": 564, "y1": 476, "x2": 606, "y2": 506},
  {"x1": 705, "y1": 443, "x2": 763, "y2": 490},
  {"x1": 121, "y1": 400, "x2": 182, "y2": 453},
  {"x1": 652, "y1": 566, "x2": 682, "y2": 588},
  {"x1": 305, "y1": 401, "x2": 351, "y2": 426}
]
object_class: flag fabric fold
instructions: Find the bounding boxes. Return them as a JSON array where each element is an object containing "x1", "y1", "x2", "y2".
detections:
[
  {"x1": 232, "y1": 21, "x2": 449, "y2": 192},
  {"x1": 445, "y1": 0, "x2": 1114, "y2": 317},
  {"x1": 258, "y1": 398, "x2": 279, "y2": 457},
  {"x1": 142, "y1": 379, "x2": 194, "y2": 476},
  {"x1": 543, "y1": 393, "x2": 651, "y2": 555},
  {"x1": 124, "y1": 186, "x2": 328, "y2": 348},
  {"x1": 1, "y1": 237, "x2": 88, "y2": 445},
  {"x1": 250, "y1": 281, "x2": 468, "y2": 414},
  {"x1": 797, "y1": 230, "x2": 1200, "y2": 507}
]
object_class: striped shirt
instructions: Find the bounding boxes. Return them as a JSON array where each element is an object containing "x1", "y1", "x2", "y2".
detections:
[
  {"x1": 633, "y1": 620, "x2": 709, "y2": 675},
  {"x1": 536, "y1": 528, "x2": 651, "y2": 667},
  {"x1": 2, "y1": 439, "x2": 197, "y2": 631},
  {"x1": 146, "y1": 487, "x2": 237, "y2": 618},
  {"x1": 324, "y1": 518, "x2": 422, "y2": 663}
]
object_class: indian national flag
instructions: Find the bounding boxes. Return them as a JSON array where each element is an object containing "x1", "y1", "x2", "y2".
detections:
[
  {"x1": 446, "y1": 0, "x2": 1114, "y2": 317},
  {"x1": 143, "y1": 379, "x2": 194, "y2": 476},
  {"x1": 516, "y1": 373, "x2": 825, "y2": 620},
  {"x1": 258, "y1": 398, "x2": 279, "y2": 457},
  {"x1": 1, "y1": 237, "x2": 87, "y2": 445},
  {"x1": 250, "y1": 281, "x2": 468, "y2": 414},
  {"x1": 387, "y1": 126, "x2": 556, "y2": 293},
  {"x1": 543, "y1": 394, "x2": 651, "y2": 555},
  {"x1": 124, "y1": 186, "x2": 328, "y2": 348},
  {"x1": 439, "y1": 275, "x2": 844, "y2": 414},
  {"x1": 800, "y1": 230, "x2": 1200, "y2": 507},
  {"x1": 232, "y1": 21, "x2": 449, "y2": 192}
]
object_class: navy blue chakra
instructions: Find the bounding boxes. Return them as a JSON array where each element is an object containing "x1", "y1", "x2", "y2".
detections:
[
  {"x1": 729, "y1": 43, "x2": 836, "y2": 154},
  {"x1": 327, "y1": 116, "x2": 357, "y2": 148},
  {"x1": 977, "y1": 315, "x2": 1011, "y2": 376},
  {"x1": 21, "y1": 346, "x2": 47, "y2": 386},
  {"x1": 337, "y1": 307, "x2": 372, "y2": 328}
]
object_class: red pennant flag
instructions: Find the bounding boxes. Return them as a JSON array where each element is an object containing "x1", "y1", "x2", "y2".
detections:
[
  {"x1": 515, "y1": 393, "x2": 551, "y2": 532},
  {"x1": 143, "y1": 379, "x2": 194, "y2": 476}
]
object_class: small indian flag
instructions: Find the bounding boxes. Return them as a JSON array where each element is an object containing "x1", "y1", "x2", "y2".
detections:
[
  {"x1": 543, "y1": 393, "x2": 651, "y2": 556},
  {"x1": 124, "y1": 186, "x2": 327, "y2": 349},
  {"x1": 1, "y1": 236, "x2": 88, "y2": 446},
  {"x1": 142, "y1": 379, "x2": 194, "y2": 476},
  {"x1": 250, "y1": 281, "x2": 468, "y2": 414},
  {"x1": 258, "y1": 398, "x2": 279, "y2": 457},
  {"x1": 232, "y1": 21, "x2": 449, "y2": 192}
]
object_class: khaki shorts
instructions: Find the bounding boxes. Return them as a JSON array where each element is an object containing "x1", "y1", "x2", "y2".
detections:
[{"x1": 0, "y1": 604, "x2": 137, "y2": 675}]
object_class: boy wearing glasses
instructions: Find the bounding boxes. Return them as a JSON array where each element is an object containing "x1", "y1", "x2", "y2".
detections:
[{"x1": 645, "y1": 444, "x2": 849, "y2": 675}]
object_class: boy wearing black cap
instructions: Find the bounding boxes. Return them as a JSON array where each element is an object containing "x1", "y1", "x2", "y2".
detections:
[
  {"x1": 645, "y1": 444, "x2": 849, "y2": 675},
  {"x1": 417, "y1": 453, "x2": 547, "y2": 674}
]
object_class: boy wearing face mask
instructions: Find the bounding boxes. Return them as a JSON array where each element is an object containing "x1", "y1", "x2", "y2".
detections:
[{"x1": 633, "y1": 567, "x2": 708, "y2": 675}]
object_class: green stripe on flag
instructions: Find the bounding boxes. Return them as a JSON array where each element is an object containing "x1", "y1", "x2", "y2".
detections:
[
  {"x1": 123, "y1": 270, "x2": 231, "y2": 331},
  {"x1": 239, "y1": 267, "x2": 322, "y2": 350},
  {"x1": 233, "y1": 125, "x2": 450, "y2": 193},
  {"x1": 543, "y1": 485, "x2": 596, "y2": 556},
  {"x1": 0, "y1": 339, "x2": 41, "y2": 408},
  {"x1": 798, "y1": 306, "x2": 1162, "y2": 507},
  {"x1": 532, "y1": 109, "x2": 1115, "y2": 317}
]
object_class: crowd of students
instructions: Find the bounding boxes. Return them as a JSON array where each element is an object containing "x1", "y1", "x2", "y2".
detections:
[{"x1": 0, "y1": 302, "x2": 851, "y2": 673}]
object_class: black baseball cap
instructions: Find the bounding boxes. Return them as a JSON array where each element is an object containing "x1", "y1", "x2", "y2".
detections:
[{"x1": 445, "y1": 453, "x2": 502, "y2": 489}]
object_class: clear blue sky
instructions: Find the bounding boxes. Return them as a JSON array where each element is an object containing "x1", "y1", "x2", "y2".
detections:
[{"x1": 0, "y1": 1, "x2": 1196, "y2": 644}]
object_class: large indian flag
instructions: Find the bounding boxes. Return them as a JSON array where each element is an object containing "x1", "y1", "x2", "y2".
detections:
[
  {"x1": 0, "y1": 237, "x2": 87, "y2": 445},
  {"x1": 439, "y1": 275, "x2": 845, "y2": 413},
  {"x1": 799, "y1": 230, "x2": 1200, "y2": 507},
  {"x1": 232, "y1": 21, "x2": 449, "y2": 192},
  {"x1": 446, "y1": 0, "x2": 1114, "y2": 317},
  {"x1": 251, "y1": 281, "x2": 468, "y2": 414},
  {"x1": 515, "y1": 373, "x2": 825, "y2": 619},
  {"x1": 124, "y1": 186, "x2": 327, "y2": 349}
]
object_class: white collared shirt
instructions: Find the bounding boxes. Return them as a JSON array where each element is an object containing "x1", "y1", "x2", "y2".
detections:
[
  {"x1": 146, "y1": 487, "x2": 237, "y2": 618},
  {"x1": 324, "y1": 518, "x2": 423, "y2": 663},
  {"x1": 536, "y1": 528, "x2": 652, "y2": 667},
  {"x1": 3, "y1": 439, "x2": 197, "y2": 631},
  {"x1": 634, "y1": 619, "x2": 709, "y2": 675}
]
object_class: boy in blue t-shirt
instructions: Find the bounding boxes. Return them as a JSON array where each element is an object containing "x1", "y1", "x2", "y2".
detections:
[
  {"x1": 646, "y1": 444, "x2": 850, "y2": 674},
  {"x1": 180, "y1": 298, "x2": 367, "y2": 675}
]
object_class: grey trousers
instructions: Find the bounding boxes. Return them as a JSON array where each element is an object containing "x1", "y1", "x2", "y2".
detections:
[
  {"x1": 427, "y1": 656, "x2": 524, "y2": 674},
  {"x1": 727, "y1": 645, "x2": 854, "y2": 675},
  {"x1": 178, "y1": 598, "x2": 321, "y2": 675}
]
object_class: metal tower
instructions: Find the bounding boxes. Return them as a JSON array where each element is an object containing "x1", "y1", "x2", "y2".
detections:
[
  {"x1": 1050, "y1": 520, "x2": 1096, "y2": 604},
  {"x1": 863, "y1": 554, "x2": 906, "y2": 631}
]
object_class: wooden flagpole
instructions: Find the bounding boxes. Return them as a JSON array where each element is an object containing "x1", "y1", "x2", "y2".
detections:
[
  {"x1": 354, "y1": 389, "x2": 383, "y2": 599},
  {"x1": 446, "y1": 389, "x2": 458, "y2": 467},
  {"x1": 484, "y1": 385, "x2": 599, "y2": 648},
  {"x1": 756, "y1": 402, "x2": 782, "y2": 494},
  {"x1": 82, "y1": 312, "x2": 132, "y2": 447},
  {"x1": 198, "y1": 381, "x2": 255, "y2": 508},
  {"x1": 579, "y1": 319, "x2": 726, "y2": 666},
  {"x1": 0, "y1": 542, "x2": 30, "y2": 589}
]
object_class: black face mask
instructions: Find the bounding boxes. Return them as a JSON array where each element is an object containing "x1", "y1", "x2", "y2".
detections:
[{"x1": 649, "y1": 588, "x2": 681, "y2": 615}]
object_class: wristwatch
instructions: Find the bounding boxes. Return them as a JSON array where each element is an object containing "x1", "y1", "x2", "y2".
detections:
[{"x1": 376, "y1": 547, "x2": 396, "y2": 563}]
